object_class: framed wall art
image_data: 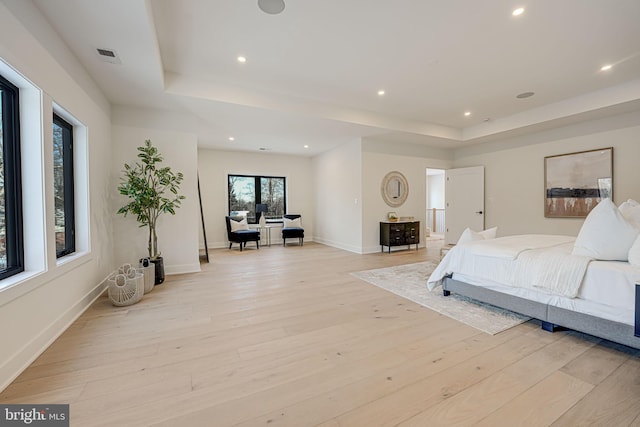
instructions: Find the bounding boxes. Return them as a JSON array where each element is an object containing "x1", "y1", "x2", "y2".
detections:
[{"x1": 544, "y1": 147, "x2": 613, "y2": 218}]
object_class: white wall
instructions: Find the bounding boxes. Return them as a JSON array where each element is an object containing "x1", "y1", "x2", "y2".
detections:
[
  {"x1": 0, "y1": 1, "x2": 114, "y2": 390},
  {"x1": 198, "y1": 148, "x2": 315, "y2": 248},
  {"x1": 427, "y1": 173, "x2": 445, "y2": 210},
  {"x1": 312, "y1": 140, "x2": 362, "y2": 252},
  {"x1": 453, "y1": 111, "x2": 640, "y2": 236},
  {"x1": 112, "y1": 126, "x2": 201, "y2": 275}
]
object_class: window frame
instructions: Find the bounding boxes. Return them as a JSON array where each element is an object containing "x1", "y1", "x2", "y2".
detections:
[
  {"x1": 53, "y1": 112, "x2": 75, "y2": 258},
  {"x1": 0, "y1": 73, "x2": 24, "y2": 280},
  {"x1": 227, "y1": 174, "x2": 287, "y2": 224}
]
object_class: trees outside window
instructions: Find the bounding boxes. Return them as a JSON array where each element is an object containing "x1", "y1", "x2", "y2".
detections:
[
  {"x1": 53, "y1": 113, "x2": 74, "y2": 257},
  {"x1": 228, "y1": 175, "x2": 286, "y2": 223}
]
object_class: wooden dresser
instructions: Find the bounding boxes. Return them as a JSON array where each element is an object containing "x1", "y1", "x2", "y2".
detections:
[{"x1": 380, "y1": 221, "x2": 420, "y2": 253}]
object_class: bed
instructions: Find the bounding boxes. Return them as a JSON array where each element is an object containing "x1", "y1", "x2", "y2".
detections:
[{"x1": 427, "y1": 199, "x2": 640, "y2": 349}]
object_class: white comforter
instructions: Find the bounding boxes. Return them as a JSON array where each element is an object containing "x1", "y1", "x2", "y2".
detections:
[{"x1": 427, "y1": 235, "x2": 592, "y2": 298}]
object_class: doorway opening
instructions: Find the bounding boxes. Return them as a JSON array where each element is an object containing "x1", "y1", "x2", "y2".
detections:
[{"x1": 426, "y1": 168, "x2": 445, "y2": 242}]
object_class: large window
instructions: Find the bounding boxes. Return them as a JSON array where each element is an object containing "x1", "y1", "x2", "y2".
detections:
[
  {"x1": 228, "y1": 175, "x2": 286, "y2": 223},
  {"x1": 53, "y1": 113, "x2": 74, "y2": 257},
  {"x1": 0, "y1": 74, "x2": 23, "y2": 279}
]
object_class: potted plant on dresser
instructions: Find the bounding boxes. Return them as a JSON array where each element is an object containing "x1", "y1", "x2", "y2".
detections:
[{"x1": 117, "y1": 139, "x2": 185, "y2": 284}]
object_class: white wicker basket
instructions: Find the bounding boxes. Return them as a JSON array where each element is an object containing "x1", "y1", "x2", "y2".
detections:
[
  {"x1": 118, "y1": 263, "x2": 133, "y2": 275},
  {"x1": 139, "y1": 263, "x2": 155, "y2": 294},
  {"x1": 108, "y1": 266, "x2": 144, "y2": 306}
]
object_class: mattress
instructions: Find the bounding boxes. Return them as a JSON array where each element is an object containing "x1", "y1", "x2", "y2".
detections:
[{"x1": 428, "y1": 235, "x2": 640, "y2": 326}]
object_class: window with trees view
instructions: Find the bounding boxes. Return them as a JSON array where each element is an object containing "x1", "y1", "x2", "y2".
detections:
[
  {"x1": 228, "y1": 175, "x2": 286, "y2": 223},
  {"x1": 53, "y1": 113, "x2": 74, "y2": 257},
  {"x1": 0, "y1": 74, "x2": 24, "y2": 279}
]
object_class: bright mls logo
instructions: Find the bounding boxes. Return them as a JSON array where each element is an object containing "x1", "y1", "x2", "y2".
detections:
[{"x1": 1, "y1": 405, "x2": 69, "y2": 426}]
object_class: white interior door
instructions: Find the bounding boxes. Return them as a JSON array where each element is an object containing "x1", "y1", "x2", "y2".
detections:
[{"x1": 445, "y1": 166, "x2": 485, "y2": 244}]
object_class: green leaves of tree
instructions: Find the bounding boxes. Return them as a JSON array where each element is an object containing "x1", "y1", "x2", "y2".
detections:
[{"x1": 117, "y1": 139, "x2": 185, "y2": 259}]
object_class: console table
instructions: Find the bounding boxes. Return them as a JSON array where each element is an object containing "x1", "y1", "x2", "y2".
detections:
[
  {"x1": 257, "y1": 225, "x2": 272, "y2": 247},
  {"x1": 250, "y1": 225, "x2": 272, "y2": 247},
  {"x1": 380, "y1": 221, "x2": 420, "y2": 253}
]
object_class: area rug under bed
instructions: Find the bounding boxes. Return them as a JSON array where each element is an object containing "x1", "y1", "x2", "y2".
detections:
[{"x1": 351, "y1": 261, "x2": 530, "y2": 335}]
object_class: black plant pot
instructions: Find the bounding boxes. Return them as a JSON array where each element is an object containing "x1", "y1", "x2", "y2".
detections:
[{"x1": 150, "y1": 257, "x2": 165, "y2": 285}]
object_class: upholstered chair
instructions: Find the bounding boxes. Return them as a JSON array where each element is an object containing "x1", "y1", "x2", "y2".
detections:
[
  {"x1": 225, "y1": 216, "x2": 260, "y2": 251},
  {"x1": 282, "y1": 214, "x2": 304, "y2": 246}
]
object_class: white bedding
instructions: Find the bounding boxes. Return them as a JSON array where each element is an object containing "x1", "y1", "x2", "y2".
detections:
[
  {"x1": 464, "y1": 234, "x2": 574, "y2": 259},
  {"x1": 427, "y1": 235, "x2": 640, "y2": 326},
  {"x1": 508, "y1": 243, "x2": 591, "y2": 297},
  {"x1": 427, "y1": 235, "x2": 584, "y2": 295}
]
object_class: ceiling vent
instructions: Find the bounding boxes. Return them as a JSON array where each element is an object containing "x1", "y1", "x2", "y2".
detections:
[{"x1": 96, "y1": 48, "x2": 121, "y2": 64}]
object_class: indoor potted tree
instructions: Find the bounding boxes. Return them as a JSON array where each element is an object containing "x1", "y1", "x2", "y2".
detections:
[{"x1": 117, "y1": 139, "x2": 185, "y2": 284}]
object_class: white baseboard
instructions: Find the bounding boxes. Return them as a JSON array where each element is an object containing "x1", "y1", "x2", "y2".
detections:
[
  {"x1": 165, "y1": 263, "x2": 201, "y2": 275},
  {"x1": 204, "y1": 237, "x2": 316, "y2": 250},
  {"x1": 313, "y1": 237, "x2": 363, "y2": 254}
]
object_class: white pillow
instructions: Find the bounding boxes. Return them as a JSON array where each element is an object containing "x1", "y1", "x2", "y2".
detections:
[
  {"x1": 572, "y1": 198, "x2": 639, "y2": 261},
  {"x1": 619, "y1": 200, "x2": 640, "y2": 229},
  {"x1": 629, "y1": 235, "x2": 640, "y2": 268},
  {"x1": 283, "y1": 217, "x2": 302, "y2": 228},
  {"x1": 456, "y1": 226, "x2": 498, "y2": 245},
  {"x1": 619, "y1": 199, "x2": 639, "y2": 212},
  {"x1": 230, "y1": 217, "x2": 249, "y2": 232}
]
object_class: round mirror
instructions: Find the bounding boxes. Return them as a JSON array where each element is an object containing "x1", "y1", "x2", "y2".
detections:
[{"x1": 381, "y1": 171, "x2": 409, "y2": 207}]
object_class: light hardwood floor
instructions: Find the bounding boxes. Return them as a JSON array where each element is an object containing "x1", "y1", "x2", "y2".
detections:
[{"x1": 2, "y1": 240, "x2": 640, "y2": 426}]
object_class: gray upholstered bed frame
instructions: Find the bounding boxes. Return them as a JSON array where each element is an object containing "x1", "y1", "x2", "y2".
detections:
[{"x1": 442, "y1": 276, "x2": 640, "y2": 350}]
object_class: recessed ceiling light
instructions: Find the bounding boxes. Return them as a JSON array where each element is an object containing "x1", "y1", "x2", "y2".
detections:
[
  {"x1": 464, "y1": 111, "x2": 471, "y2": 117},
  {"x1": 377, "y1": 90, "x2": 385, "y2": 96},
  {"x1": 237, "y1": 56, "x2": 247, "y2": 63},
  {"x1": 512, "y1": 7, "x2": 525, "y2": 16},
  {"x1": 601, "y1": 64, "x2": 613, "y2": 71},
  {"x1": 516, "y1": 91, "x2": 535, "y2": 99},
  {"x1": 228, "y1": 137, "x2": 235, "y2": 141},
  {"x1": 304, "y1": 145, "x2": 309, "y2": 148}
]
